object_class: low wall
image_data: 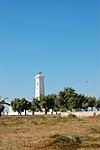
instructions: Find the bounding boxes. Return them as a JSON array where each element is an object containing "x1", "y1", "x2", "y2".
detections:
[{"x1": 61, "y1": 111, "x2": 100, "y2": 118}]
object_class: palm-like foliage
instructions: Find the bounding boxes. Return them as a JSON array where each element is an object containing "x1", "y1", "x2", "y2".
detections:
[{"x1": 0, "y1": 96, "x2": 9, "y2": 116}]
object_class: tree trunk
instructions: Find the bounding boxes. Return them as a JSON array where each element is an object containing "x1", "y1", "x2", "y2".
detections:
[
  {"x1": 45, "y1": 109, "x2": 47, "y2": 115},
  {"x1": 0, "y1": 111, "x2": 1, "y2": 116},
  {"x1": 25, "y1": 109, "x2": 26, "y2": 115},
  {"x1": 51, "y1": 109, "x2": 53, "y2": 115},
  {"x1": 32, "y1": 111, "x2": 34, "y2": 115},
  {"x1": 18, "y1": 110, "x2": 21, "y2": 115}
]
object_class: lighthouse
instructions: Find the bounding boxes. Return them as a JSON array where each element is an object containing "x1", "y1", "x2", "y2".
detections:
[{"x1": 34, "y1": 72, "x2": 45, "y2": 100}]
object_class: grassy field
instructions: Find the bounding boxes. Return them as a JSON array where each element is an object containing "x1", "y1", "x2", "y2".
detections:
[{"x1": 0, "y1": 115, "x2": 100, "y2": 150}]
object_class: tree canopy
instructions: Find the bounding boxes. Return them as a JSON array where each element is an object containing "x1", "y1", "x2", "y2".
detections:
[
  {"x1": 0, "y1": 96, "x2": 9, "y2": 116},
  {"x1": 11, "y1": 98, "x2": 31, "y2": 115},
  {"x1": 1, "y1": 87, "x2": 100, "y2": 116}
]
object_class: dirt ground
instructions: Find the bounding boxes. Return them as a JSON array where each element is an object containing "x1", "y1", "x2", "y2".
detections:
[{"x1": 0, "y1": 115, "x2": 100, "y2": 150}]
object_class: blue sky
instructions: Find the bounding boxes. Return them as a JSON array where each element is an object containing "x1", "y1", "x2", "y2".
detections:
[{"x1": 0, "y1": 0, "x2": 100, "y2": 102}]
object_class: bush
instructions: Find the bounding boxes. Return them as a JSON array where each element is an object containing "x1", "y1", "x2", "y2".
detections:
[{"x1": 61, "y1": 107, "x2": 67, "y2": 112}]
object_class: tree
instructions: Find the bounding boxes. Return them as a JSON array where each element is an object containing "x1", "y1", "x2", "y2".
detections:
[
  {"x1": 0, "y1": 96, "x2": 9, "y2": 116},
  {"x1": 40, "y1": 94, "x2": 56, "y2": 115},
  {"x1": 76, "y1": 94, "x2": 85, "y2": 111},
  {"x1": 87, "y1": 96, "x2": 96, "y2": 110},
  {"x1": 95, "y1": 98, "x2": 100, "y2": 111},
  {"x1": 53, "y1": 95, "x2": 60, "y2": 114},
  {"x1": 0, "y1": 104, "x2": 5, "y2": 116},
  {"x1": 11, "y1": 98, "x2": 31, "y2": 115},
  {"x1": 81, "y1": 96, "x2": 96, "y2": 111},
  {"x1": 11, "y1": 98, "x2": 22, "y2": 115},
  {"x1": 20, "y1": 98, "x2": 31, "y2": 115},
  {"x1": 46, "y1": 94, "x2": 56, "y2": 114},
  {"x1": 82, "y1": 96, "x2": 89, "y2": 111},
  {"x1": 67, "y1": 93, "x2": 79, "y2": 111},
  {"x1": 0, "y1": 96, "x2": 9, "y2": 105},
  {"x1": 58, "y1": 87, "x2": 78, "y2": 111},
  {"x1": 40, "y1": 95, "x2": 48, "y2": 114},
  {"x1": 30, "y1": 98, "x2": 41, "y2": 115},
  {"x1": 58, "y1": 90, "x2": 68, "y2": 111}
]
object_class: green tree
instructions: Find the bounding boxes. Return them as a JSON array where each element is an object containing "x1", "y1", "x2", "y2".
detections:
[
  {"x1": 67, "y1": 93, "x2": 79, "y2": 111},
  {"x1": 11, "y1": 98, "x2": 31, "y2": 115},
  {"x1": 30, "y1": 98, "x2": 41, "y2": 115},
  {"x1": 58, "y1": 87, "x2": 78, "y2": 111},
  {"x1": 0, "y1": 96, "x2": 9, "y2": 116},
  {"x1": 21, "y1": 98, "x2": 31, "y2": 115},
  {"x1": 11, "y1": 98, "x2": 22, "y2": 115},
  {"x1": 0, "y1": 104, "x2": 5, "y2": 116},
  {"x1": 40, "y1": 95, "x2": 48, "y2": 114},
  {"x1": 95, "y1": 98, "x2": 100, "y2": 111},
  {"x1": 0, "y1": 96, "x2": 9, "y2": 105},
  {"x1": 87, "y1": 96, "x2": 96, "y2": 110},
  {"x1": 82, "y1": 96, "x2": 96, "y2": 111},
  {"x1": 76, "y1": 94, "x2": 85, "y2": 111},
  {"x1": 40, "y1": 94, "x2": 56, "y2": 115},
  {"x1": 58, "y1": 90, "x2": 68, "y2": 111},
  {"x1": 46, "y1": 94, "x2": 56, "y2": 114},
  {"x1": 82, "y1": 96, "x2": 89, "y2": 111},
  {"x1": 53, "y1": 95, "x2": 60, "y2": 114}
]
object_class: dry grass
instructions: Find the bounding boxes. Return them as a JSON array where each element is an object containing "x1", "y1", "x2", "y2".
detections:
[{"x1": 0, "y1": 115, "x2": 100, "y2": 150}]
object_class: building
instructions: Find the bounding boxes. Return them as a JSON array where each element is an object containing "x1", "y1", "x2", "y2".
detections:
[{"x1": 34, "y1": 72, "x2": 45, "y2": 100}]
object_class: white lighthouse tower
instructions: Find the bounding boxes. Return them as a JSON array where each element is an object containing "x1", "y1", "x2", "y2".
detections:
[{"x1": 34, "y1": 72, "x2": 45, "y2": 100}]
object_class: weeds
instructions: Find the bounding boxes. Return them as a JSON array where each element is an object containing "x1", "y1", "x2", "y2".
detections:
[
  {"x1": 46, "y1": 134, "x2": 82, "y2": 150},
  {"x1": 67, "y1": 113, "x2": 77, "y2": 119},
  {"x1": 0, "y1": 116, "x2": 100, "y2": 150},
  {"x1": 90, "y1": 127, "x2": 100, "y2": 134},
  {"x1": 30, "y1": 119, "x2": 53, "y2": 125},
  {"x1": 0, "y1": 121, "x2": 7, "y2": 126}
]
